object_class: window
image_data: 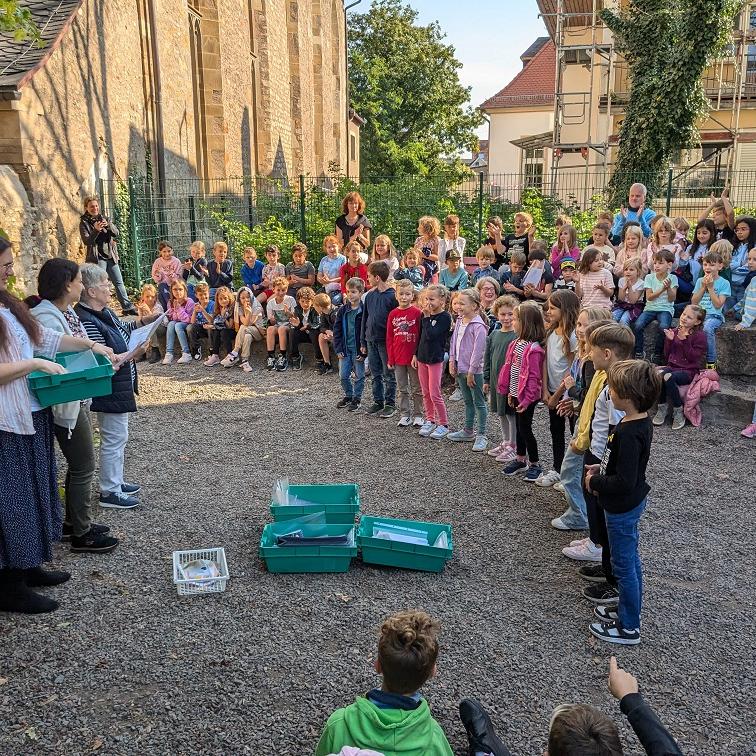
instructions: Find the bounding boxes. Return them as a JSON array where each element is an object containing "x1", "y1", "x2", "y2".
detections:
[
  {"x1": 350, "y1": 134, "x2": 356, "y2": 162},
  {"x1": 188, "y1": 12, "x2": 209, "y2": 180},
  {"x1": 522, "y1": 147, "x2": 544, "y2": 189}
]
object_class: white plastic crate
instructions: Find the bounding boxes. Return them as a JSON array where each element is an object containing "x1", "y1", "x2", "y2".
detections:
[{"x1": 172, "y1": 547, "x2": 229, "y2": 596}]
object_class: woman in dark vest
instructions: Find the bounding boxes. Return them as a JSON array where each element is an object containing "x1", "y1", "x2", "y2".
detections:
[
  {"x1": 75, "y1": 264, "x2": 159, "y2": 510},
  {"x1": 79, "y1": 196, "x2": 137, "y2": 316},
  {"x1": 0, "y1": 239, "x2": 115, "y2": 613}
]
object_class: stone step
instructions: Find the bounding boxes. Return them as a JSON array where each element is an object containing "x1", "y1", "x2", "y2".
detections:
[
  {"x1": 699, "y1": 376, "x2": 753, "y2": 427},
  {"x1": 716, "y1": 324, "x2": 756, "y2": 377}
]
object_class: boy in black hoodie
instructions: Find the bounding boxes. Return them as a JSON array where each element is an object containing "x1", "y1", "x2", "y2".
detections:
[{"x1": 333, "y1": 278, "x2": 366, "y2": 411}]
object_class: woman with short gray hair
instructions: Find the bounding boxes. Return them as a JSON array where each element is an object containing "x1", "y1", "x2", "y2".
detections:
[{"x1": 75, "y1": 264, "x2": 159, "y2": 510}]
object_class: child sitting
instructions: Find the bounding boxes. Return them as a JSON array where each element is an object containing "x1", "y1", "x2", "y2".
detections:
[
  {"x1": 204, "y1": 286, "x2": 235, "y2": 366},
  {"x1": 137, "y1": 284, "x2": 164, "y2": 364},
  {"x1": 315, "y1": 610, "x2": 453, "y2": 756},
  {"x1": 162, "y1": 279, "x2": 194, "y2": 365},
  {"x1": 589, "y1": 221, "x2": 616, "y2": 269},
  {"x1": 386, "y1": 279, "x2": 424, "y2": 427},
  {"x1": 439, "y1": 249, "x2": 469, "y2": 291},
  {"x1": 553, "y1": 258, "x2": 578, "y2": 293},
  {"x1": 207, "y1": 241, "x2": 234, "y2": 295},
  {"x1": 394, "y1": 248, "x2": 425, "y2": 291},
  {"x1": 730, "y1": 216, "x2": 756, "y2": 306},
  {"x1": 285, "y1": 242, "x2": 316, "y2": 298},
  {"x1": 286, "y1": 286, "x2": 321, "y2": 370},
  {"x1": 698, "y1": 190, "x2": 735, "y2": 244},
  {"x1": 646, "y1": 216, "x2": 681, "y2": 264},
  {"x1": 550, "y1": 223, "x2": 580, "y2": 271},
  {"x1": 653, "y1": 304, "x2": 706, "y2": 429},
  {"x1": 182, "y1": 240, "x2": 208, "y2": 298},
  {"x1": 471, "y1": 247, "x2": 497, "y2": 284},
  {"x1": 500, "y1": 251, "x2": 527, "y2": 300},
  {"x1": 371, "y1": 234, "x2": 400, "y2": 280},
  {"x1": 673, "y1": 216, "x2": 691, "y2": 250},
  {"x1": 576, "y1": 247, "x2": 615, "y2": 309},
  {"x1": 586, "y1": 359, "x2": 661, "y2": 646},
  {"x1": 483, "y1": 295, "x2": 519, "y2": 461},
  {"x1": 188, "y1": 282, "x2": 214, "y2": 361},
  {"x1": 152, "y1": 240, "x2": 183, "y2": 311},
  {"x1": 612, "y1": 257, "x2": 645, "y2": 327},
  {"x1": 689, "y1": 218, "x2": 715, "y2": 263},
  {"x1": 313, "y1": 292, "x2": 338, "y2": 374},
  {"x1": 265, "y1": 276, "x2": 297, "y2": 371},
  {"x1": 259, "y1": 245, "x2": 286, "y2": 305},
  {"x1": 633, "y1": 250, "x2": 677, "y2": 360},
  {"x1": 691, "y1": 250, "x2": 731, "y2": 369},
  {"x1": 415, "y1": 215, "x2": 441, "y2": 284},
  {"x1": 522, "y1": 247, "x2": 554, "y2": 303},
  {"x1": 438, "y1": 213, "x2": 466, "y2": 269},
  {"x1": 334, "y1": 277, "x2": 366, "y2": 411},
  {"x1": 482, "y1": 215, "x2": 506, "y2": 268},
  {"x1": 220, "y1": 286, "x2": 266, "y2": 372},
  {"x1": 448, "y1": 287, "x2": 489, "y2": 451},
  {"x1": 240, "y1": 246, "x2": 264, "y2": 295},
  {"x1": 317, "y1": 235, "x2": 347, "y2": 303},
  {"x1": 499, "y1": 303, "x2": 547, "y2": 481},
  {"x1": 734, "y1": 247, "x2": 756, "y2": 330},
  {"x1": 613, "y1": 223, "x2": 645, "y2": 277},
  {"x1": 340, "y1": 241, "x2": 370, "y2": 292}
]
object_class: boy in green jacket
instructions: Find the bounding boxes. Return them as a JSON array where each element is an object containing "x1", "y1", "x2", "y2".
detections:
[{"x1": 315, "y1": 610, "x2": 453, "y2": 756}]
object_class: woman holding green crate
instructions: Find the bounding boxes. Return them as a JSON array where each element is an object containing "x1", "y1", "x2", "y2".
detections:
[{"x1": 0, "y1": 238, "x2": 115, "y2": 614}]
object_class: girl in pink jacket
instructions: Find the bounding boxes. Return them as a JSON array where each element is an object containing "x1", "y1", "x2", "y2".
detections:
[
  {"x1": 448, "y1": 288, "x2": 490, "y2": 450},
  {"x1": 497, "y1": 303, "x2": 546, "y2": 481},
  {"x1": 163, "y1": 279, "x2": 195, "y2": 365}
]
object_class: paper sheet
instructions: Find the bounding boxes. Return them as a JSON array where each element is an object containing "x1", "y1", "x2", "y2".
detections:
[
  {"x1": 521, "y1": 264, "x2": 544, "y2": 289},
  {"x1": 127, "y1": 316, "x2": 166, "y2": 352}
]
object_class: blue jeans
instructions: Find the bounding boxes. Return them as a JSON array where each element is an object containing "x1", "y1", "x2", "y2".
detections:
[
  {"x1": 157, "y1": 283, "x2": 171, "y2": 312},
  {"x1": 367, "y1": 340, "x2": 396, "y2": 405},
  {"x1": 702, "y1": 313, "x2": 724, "y2": 363},
  {"x1": 612, "y1": 307, "x2": 634, "y2": 327},
  {"x1": 633, "y1": 310, "x2": 672, "y2": 356},
  {"x1": 166, "y1": 321, "x2": 190, "y2": 353},
  {"x1": 97, "y1": 259, "x2": 133, "y2": 310},
  {"x1": 339, "y1": 348, "x2": 365, "y2": 400},
  {"x1": 456, "y1": 373, "x2": 487, "y2": 434},
  {"x1": 605, "y1": 498, "x2": 646, "y2": 630},
  {"x1": 557, "y1": 443, "x2": 588, "y2": 528}
]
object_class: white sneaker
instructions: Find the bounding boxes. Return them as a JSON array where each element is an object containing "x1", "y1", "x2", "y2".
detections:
[
  {"x1": 429, "y1": 424, "x2": 449, "y2": 440},
  {"x1": 487, "y1": 442, "x2": 505, "y2": 457},
  {"x1": 535, "y1": 469, "x2": 561, "y2": 487},
  {"x1": 570, "y1": 536, "x2": 590, "y2": 547},
  {"x1": 472, "y1": 435, "x2": 488, "y2": 452},
  {"x1": 449, "y1": 388, "x2": 463, "y2": 401},
  {"x1": 241, "y1": 361, "x2": 254, "y2": 373},
  {"x1": 418, "y1": 421, "x2": 436, "y2": 437},
  {"x1": 412, "y1": 416, "x2": 425, "y2": 427},
  {"x1": 553, "y1": 481, "x2": 565, "y2": 492},
  {"x1": 562, "y1": 540, "x2": 603, "y2": 562},
  {"x1": 204, "y1": 355, "x2": 220, "y2": 367},
  {"x1": 397, "y1": 415, "x2": 412, "y2": 427},
  {"x1": 220, "y1": 352, "x2": 238, "y2": 367},
  {"x1": 161, "y1": 354, "x2": 174, "y2": 365},
  {"x1": 177, "y1": 353, "x2": 193, "y2": 364}
]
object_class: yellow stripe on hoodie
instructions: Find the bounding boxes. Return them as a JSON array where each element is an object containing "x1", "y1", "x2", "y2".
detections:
[{"x1": 573, "y1": 369, "x2": 607, "y2": 453}]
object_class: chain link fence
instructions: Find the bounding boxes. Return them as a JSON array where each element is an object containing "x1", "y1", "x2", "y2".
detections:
[{"x1": 101, "y1": 167, "x2": 756, "y2": 291}]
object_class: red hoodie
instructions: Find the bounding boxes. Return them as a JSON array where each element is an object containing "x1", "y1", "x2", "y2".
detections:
[
  {"x1": 386, "y1": 305, "x2": 422, "y2": 366},
  {"x1": 340, "y1": 262, "x2": 369, "y2": 292}
]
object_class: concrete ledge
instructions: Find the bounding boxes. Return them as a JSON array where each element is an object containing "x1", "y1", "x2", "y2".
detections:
[{"x1": 716, "y1": 325, "x2": 756, "y2": 377}]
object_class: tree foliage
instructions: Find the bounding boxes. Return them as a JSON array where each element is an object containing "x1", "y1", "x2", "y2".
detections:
[
  {"x1": 0, "y1": 0, "x2": 42, "y2": 42},
  {"x1": 347, "y1": 0, "x2": 483, "y2": 177},
  {"x1": 601, "y1": 0, "x2": 741, "y2": 205}
]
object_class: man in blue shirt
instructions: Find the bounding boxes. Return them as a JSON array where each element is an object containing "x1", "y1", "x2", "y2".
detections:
[{"x1": 611, "y1": 183, "x2": 657, "y2": 245}]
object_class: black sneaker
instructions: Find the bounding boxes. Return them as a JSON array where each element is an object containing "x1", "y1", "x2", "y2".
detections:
[
  {"x1": 317, "y1": 362, "x2": 328, "y2": 375},
  {"x1": 121, "y1": 482, "x2": 141, "y2": 495},
  {"x1": 459, "y1": 698, "x2": 510, "y2": 756},
  {"x1": 347, "y1": 399, "x2": 362, "y2": 412},
  {"x1": 582, "y1": 582, "x2": 620, "y2": 605},
  {"x1": 578, "y1": 563, "x2": 606, "y2": 583},
  {"x1": 593, "y1": 604, "x2": 619, "y2": 623},
  {"x1": 62, "y1": 522, "x2": 111, "y2": 541},
  {"x1": 324, "y1": 364, "x2": 336, "y2": 374},
  {"x1": 291, "y1": 355, "x2": 303, "y2": 371},
  {"x1": 589, "y1": 619, "x2": 640, "y2": 645},
  {"x1": 275, "y1": 355, "x2": 288, "y2": 372},
  {"x1": 337, "y1": 397, "x2": 353, "y2": 409},
  {"x1": 365, "y1": 402, "x2": 384, "y2": 415},
  {"x1": 71, "y1": 530, "x2": 119, "y2": 554},
  {"x1": 378, "y1": 404, "x2": 397, "y2": 419},
  {"x1": 266, "y1": 356, "x2": 275, "y2": 370}
]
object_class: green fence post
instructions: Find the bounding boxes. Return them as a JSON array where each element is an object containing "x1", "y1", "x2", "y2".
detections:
[
  {"x1": 665, "y1": 168, "x2": 673, "y2": 217},
  {"x1": 477, "y1": 172, "x2": 484, "y2": 247},
  {"x1": 127, "y1": 177, "x2": 141, "y2": 288},
  {"x1": 299, "y1": 175, "x2": 307, "y2": 245}
]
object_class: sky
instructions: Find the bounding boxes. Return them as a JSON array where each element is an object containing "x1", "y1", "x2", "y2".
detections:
[{"x1": 359, "y1": 0, "x2": 549, "y2": 140}]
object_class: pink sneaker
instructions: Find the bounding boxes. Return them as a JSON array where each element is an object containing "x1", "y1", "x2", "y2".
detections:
[
  {"x1": 487, "y1": 442, "x2": 505, "y2": 457},
  {"x1": 204, "y1": 355, "x2": 220, "y2": 367},
  {"x1": 496, "y1": 444, "x2": 516, "y2": 463},
  {"x1": 570, "y1": 536, "x2": 590, "y2": 547},
  {"x1": 741, "y1": 423, "x2": 756, "y2": 439}
]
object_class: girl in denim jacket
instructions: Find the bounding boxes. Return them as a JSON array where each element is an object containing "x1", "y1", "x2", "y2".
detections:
[{"x1": 497, "y1": 302, "x2": 546, "y2": 481}]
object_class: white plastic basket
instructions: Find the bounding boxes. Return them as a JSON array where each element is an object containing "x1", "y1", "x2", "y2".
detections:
[{"x1": 172, "y1": 547, "x2": 229, "y2": 596}]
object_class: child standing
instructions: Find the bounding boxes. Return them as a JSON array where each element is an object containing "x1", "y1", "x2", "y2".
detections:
[
  {"x1": 537, "y1": 290, "x2": 580, "y2": 487},
  {"x1": 691, "y1": 251, "x2": 731, "y2": 369},
  {"x1": 258, "y1": 245, "x2": 286, "y2": 305},
  {"x1": 439, "y1": 249, "x2": 469, "y2": 291},
  {"x1": 498, "y1": 304, "x2": 547, "y2": 481},
  {"x1": 162, "y1": 279, "x2": 194, "y2": 365},
  {"x1": 394, "y1": 248, "x2": 425, "y2": 291},
  {"x1": 152, "y1": 240, "x2": 183, "y2": 311},
  {"x1": 414, "y1": 285, "x2": 453, "y2": 440},
  {"x1": 633, "y1": 250, "x2": 678, "y2": 359},
  {"x1": 438, "y1": 214, "x2": 466, "y2": 269},
  {"x1": 586, "y1": 359, "x2": 662, "y2": 646},
  {"x1": 415, "y1": 216, "x2": 441, "y2": 284},
  {"x1": 286, "y1": 286, "x2": 321, "y2": 370},
  {"x1": 550, "y1": 224, "x2": 580, "y2": 270},
  {"x1": 221, "y1": 286, "x2": 266, "y2": 372},
  {"x1": 204, "y1": 286, "x2": 235, "y2": 366},
  {"x1": 503, "y1": 211, "x2": 535, "y2": 262},
  {"x1": 576, "y1": 248, "x2": 615, "y2": 309},
  {"x1": 265, "y1": 276, "x2": 297, "y2": 371},
  {"x1": 313, "y1": 292, "x2": 338, "y2": 374},
  {"x1": 361, "y1": 261, "x2": 399, "y2": 418},
  {"x1": 285, "y1": 242, "x2": 316, "y2": 298},
  {"x1": 483, "y1": 295, "x2": 519, "y2": 461},
  {"x1": 333, "y1": 278, "x2": 366, "y2": 411},
  {"x1": 182, "y1": 240, "x2": 208, "y2": 298},
  {"x1": 448, "y1": 288, "x2": 490, "y2": 451},
  {"x1": 387, "y1": 279, "x2": 424, "y2": 427},
  {"x1": 653, "y1": 304, "x2": 706, "y2": 429},
  {"x1": 483, "y1": 216, "x2": 506, "y2": 268},
  {"x1": 612, "y1": 257, "x2": 645, "y2": 327},
  {"x1": 340, "y1": 241, "x2": 370, "y2": 292},
  {"x1": 240, "y1": 246, "x2": 264, "y2": 295},
  {"x1": 207, "y1": 241, "x2": 234, "y2": 295},
  {"x1": 317, "y1": 235, "x2": 347, "y2": 303}
]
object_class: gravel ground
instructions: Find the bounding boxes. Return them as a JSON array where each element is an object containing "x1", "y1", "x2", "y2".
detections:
[{"x1": 1, "y1": 354, "x2": 754, "y2": 756}]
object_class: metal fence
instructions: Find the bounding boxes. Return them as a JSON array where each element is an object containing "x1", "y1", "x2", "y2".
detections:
[{"x1": 101, "y1": 168, "x2": 756, "y2": 290}]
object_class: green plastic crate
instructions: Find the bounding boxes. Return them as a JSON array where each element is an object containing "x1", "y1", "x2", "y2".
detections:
[
  {"x1": 28, "y1": 352, "x2": 114, "y2": 408},
  {"x1": 259, "y1": 522, "x2": 357, "y2": 573},
  {"x1": 270, "y1": 483, "x2": 360, "y2": 524},
  {"x1": 357, "y1": 516, "x2": 453, "y2": 573}
]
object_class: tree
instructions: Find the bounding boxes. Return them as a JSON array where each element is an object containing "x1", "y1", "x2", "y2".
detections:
[
  {"x1": 600, "y1": 0, "x2": 740, "y2": 205},
  {"x1": 0, "y1": 0, "x2": 42, "y2": 42},
  {"x1": 348, "y1": 0, "x2": 483, "y2": 177}
]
